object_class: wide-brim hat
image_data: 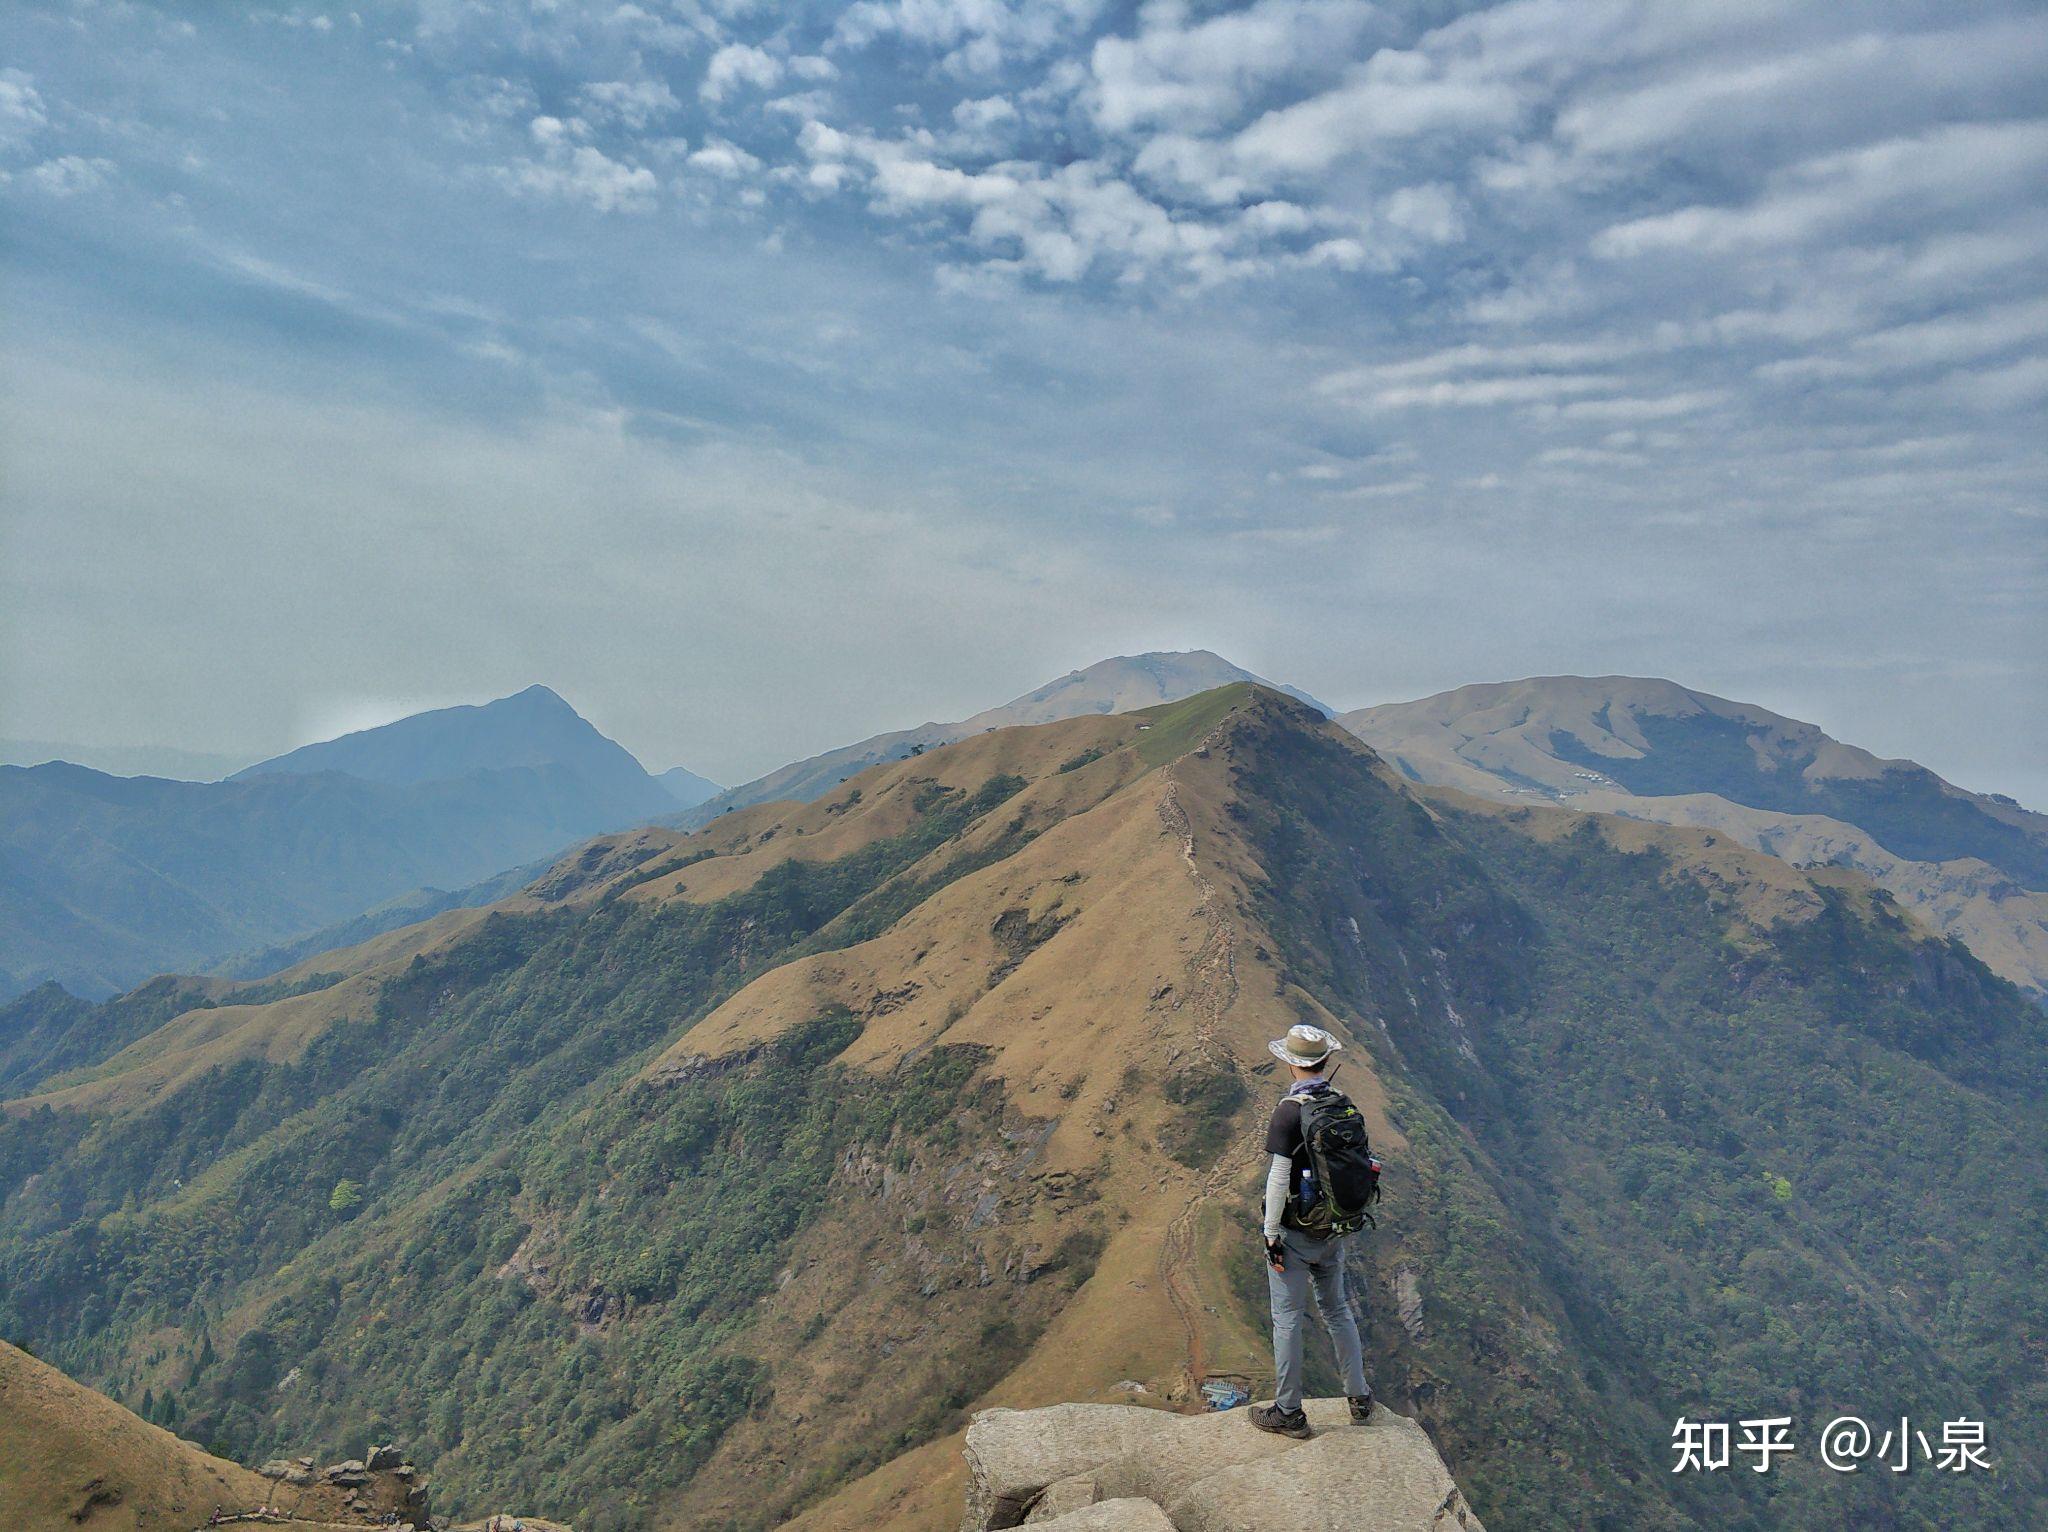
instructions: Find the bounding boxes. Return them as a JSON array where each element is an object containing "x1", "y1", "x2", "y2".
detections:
[{"x1": 1267, "y1": 1024, "x2": 1343, "y2": 1067}]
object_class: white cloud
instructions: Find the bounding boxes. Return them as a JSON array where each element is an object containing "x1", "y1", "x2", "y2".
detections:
[
  {"x1": 765, "y1": 90, "x2": 836, "y2": 120},
  {"x1": 1593, "y1": 119, "x2": 2048, "y2": 257},
  {"x1": 688, "y1": 138, "x2": 763, "y2": 178},
  {"x1": 1231, "y1": 47, "x2": 1523, "y2": 175},
  {"x1": 1934, "y1": 354, "x2": 2048, "y2": 412},
  {"x1": 953, "y1": 95, "x2": 1017, "y2": 132},
  {"x1": 1554, "y1": 18, "x2": 2048, "y2": 163},
  {"x1": 11, "y1": 0, "x2": 2047, "y2": 808},
  {"x1": 1551, "y1": 390, "x2": 1724, "y2": 422},
  {"x1": 1534, "y1": 445, "x2": 1643, "y2": 466},
  {"x1": 1129, "y1": 133, "x2": 1251, "y2": 205},
  {"x1": 0, "y1": 69, "x2": 46, "y2": 152},
  {"x1": 1331, "y1": 372, "x2": 1616, "y2": 410},
  {"x1": 1381, "y1": 183, "x2": 1464, "y2": 243},
  {"x1": 1361, "y1": 338, "x2": 1644, "y2": 383},
  {"x1": 800, "y1": 116, "x2": 1417, "y2": 284},
  {"x1": 1084, "y1": 0, "x2": 1376, "y2": 135},
  {"x1": 702, "y1": 44, "x2": 785, "y2": 103},
  {"x1": 1335, "y1": 476, "x2": 1426, "y2": 499},
  {"x1": 501, "y1": 116, "x2": 658, "y2": 212},
  {"x1": 448, "y1": 75, "x2": 538, "y2": 139},
  {"x1": 1758, "y1": 296, "x2": 2048, "y2": 383},
  {"x1": 833, "y1": 0, "x2": 1107, "y2": 74},
  {"x1": 25, "y1": 154, "x2": 115, "y2": 196},
  {"x1": 578, "y1": 78, "x2": 681, "y2": 130}
]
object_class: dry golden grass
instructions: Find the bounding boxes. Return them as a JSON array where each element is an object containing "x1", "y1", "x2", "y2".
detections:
[
  {"x1": 6, "y1": 901, "x2": 503, "y2": 1121},
  {"x1": 16, "y1": 685, "x2": 1949, "y2": 1532},
  {"x1": 0, "y1": 1339, "x2": 361, "y2": 1532},
  {"x1": 773, "y1": 1432, "x2": 964, "y2": 1532}
]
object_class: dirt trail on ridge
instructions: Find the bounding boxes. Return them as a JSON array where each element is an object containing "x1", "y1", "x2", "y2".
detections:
[{"x1": 1154, "y1": 750, "x2": 1266, "y2": 1402}]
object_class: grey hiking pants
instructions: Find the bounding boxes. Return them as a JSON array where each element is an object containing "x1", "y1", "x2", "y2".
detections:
[{"x1": 1268, "y1": 1227, "x2": 1367, "y2": 1412}]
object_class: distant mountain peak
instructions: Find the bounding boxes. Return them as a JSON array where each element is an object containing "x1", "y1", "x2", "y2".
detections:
[
  {"x1": 1339, "y1": 672, "x2": 2048, "y2": 998},
  {"x1": 232, "y1": 685, "x2": 665, "y2": 797},
  {"x1": 676, "y1": 650, "x2": 1330, "y2": 825}
]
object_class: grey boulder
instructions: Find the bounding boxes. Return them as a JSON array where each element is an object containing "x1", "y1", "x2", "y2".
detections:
[
  {"x1": 962, "y1": 1403, "x2": 1184, "y2": 1530},
  {"x1": 1164, "y1": 1411, "x2": 1485, "y2": 1532},
  {"x1": 1028, "y1": 1500, "x2": 1176, "y2": 1532},
  {"x1": 960, "y1": 1398, "x2": 1485, "y2": 1532}
]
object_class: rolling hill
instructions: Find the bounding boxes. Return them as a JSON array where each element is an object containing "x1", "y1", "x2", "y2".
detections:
[
  {"x1": 0, "y1": 1336, "x2": 355, "y2": 1531},
  {"x1": 675, "y1": 649, "x2": 1329, "y2": 825},
  {"x1": 0, "y1": 687, "x2": 692, "y2": 1001},
  {"x1": 3, "y1": 686, "x2": 2042, "y2": 1531},
  {"x1": 1341, "y1": 676, "x2": 2048, "y2": 999}
]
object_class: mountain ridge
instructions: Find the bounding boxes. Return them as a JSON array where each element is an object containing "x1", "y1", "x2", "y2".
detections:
[
  {"x1": 232, "y1": 684, "x2": 676, "y2": 809},
  {"x1": 675, "y1": 650, "x2": 1329, "y2": 826},
  {"x1": 5, "y1": 685, "x2": 2042, "y2": 1531},
  {"x1": 1340, "y1": 673, "x2": 2048, "y2": 997},
  {"x1": 0, "y1": 688, "x2": 695, "y2": 1000},
  {"x1": 656, "y1": 764, "x2": 723, "y2": 810}
]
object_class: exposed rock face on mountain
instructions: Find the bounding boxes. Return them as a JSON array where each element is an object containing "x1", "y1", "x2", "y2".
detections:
[
  {"x1": 1341, "y1": 675, "x2": 2048, "y2": 998},
  {"x1": 676, "y1": 650, "x2": 1328, "y2": 825},
  {"x1": 0, "y1": 687, "x2": 687, "y2": 1001},
  {"x1": 959, "y1": 1400, "x2": 1483, "y2": 1532},
  {"x1": 6, "y1": 687, "x2": 2045, "y2": 1531}
]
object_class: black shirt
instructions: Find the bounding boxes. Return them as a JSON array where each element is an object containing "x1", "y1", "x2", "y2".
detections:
[{"x1": 1266, "y1": 1084, "x2": 1332, "y2": 1210}]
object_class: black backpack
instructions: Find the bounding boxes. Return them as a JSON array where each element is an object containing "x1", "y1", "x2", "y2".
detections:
[{"x1": 1291, "y1": 1089, "x2": 1382, "y2": 1237}]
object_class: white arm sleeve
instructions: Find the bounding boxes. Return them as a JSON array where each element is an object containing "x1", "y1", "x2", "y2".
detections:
[{"x1": 1262, "y1": 1152, "x2": 1291, "y2": 1240}]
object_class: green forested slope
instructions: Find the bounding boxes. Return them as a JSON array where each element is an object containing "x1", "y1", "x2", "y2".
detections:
[
  {"x1": 2, "y1": 690, "x2": 2042, "y2": 1532},
  {"x1": 0, "y1": 772, "x2": 1046, "y2": 1530},
  {"x1": 1223, "y1": 707, "x2": 2047, "y2": 1530}
]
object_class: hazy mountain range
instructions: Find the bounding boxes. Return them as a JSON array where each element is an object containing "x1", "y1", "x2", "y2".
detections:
[
  {"x1": 1338, "y1": 676, "x2": 2048, "y2": 999},
  {"x1": 6, "y1": 658, "x2": 2044, "y2": 1007},
  {"x1": 672, "y1": 649, "x2": 1329, "y2": 825},
  {"x1": 0, "y1": 737, "x2": 256, "y2": 781},
  {"x1": 0, "y1": 686, "x2": 709, "y2": 999},
  {"x1": 4, "y1": 685, "x2": 2040, "y2": 1530}
]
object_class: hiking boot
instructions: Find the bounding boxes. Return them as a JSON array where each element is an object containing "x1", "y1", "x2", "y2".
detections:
[
  {"x1": 1249, "y1": 1403, "x2": 1313, "y2": 1440},
  {"x1": 1349, "y1": 1390, "x2": 1376, "y2": 1424}
]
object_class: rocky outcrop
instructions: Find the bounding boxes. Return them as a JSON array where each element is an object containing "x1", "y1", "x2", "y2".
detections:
[
  {"x1": 962, "y1": 1404, "x2": 1185, "y2": 1529},
  {"x1": 1027, "y1": 1501, "x2": 1175, "y2": 1531},
  {"x1": 257, "y1": 1445, "x2": 430, "y2": 1522},
  {"x1": 961, "y1": 1400, "x2": 1485, "y2": 1532}
]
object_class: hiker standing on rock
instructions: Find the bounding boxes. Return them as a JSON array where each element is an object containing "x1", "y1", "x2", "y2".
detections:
[{"x1": 1250, "y1": 1024, "x2": 1380, "y2": 1440}]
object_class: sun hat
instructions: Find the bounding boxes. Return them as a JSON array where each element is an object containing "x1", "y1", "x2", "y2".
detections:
[{"x1": 1267, "y1": 1024, "x2": 1343, "y2": 1068}]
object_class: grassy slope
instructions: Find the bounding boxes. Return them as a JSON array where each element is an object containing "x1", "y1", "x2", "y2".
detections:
[
  {"x1": 1340, "y1": 683, "x2": 2048, "y2": 999},
  {"x1": 801, "y1": 693, "x2": 2048, "y2": 1531},
  {"x1": 1215, "y1": 705, "x2": 2048, "y2": 1530},
  {"x1": 0, "y1": 1337, "x2": 362, "y2": 1531},
  {"x1": 0, "y1": 699, "x2": 1228, "y2": 1531},
  {"x1": 6, "y1": 687, "x2": 2045, "y2": 1532}
]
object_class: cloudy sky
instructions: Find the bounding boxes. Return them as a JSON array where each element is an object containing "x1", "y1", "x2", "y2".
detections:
[{"x1": 2, "y1": 0, "x2": 2043, "y2": 801}]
